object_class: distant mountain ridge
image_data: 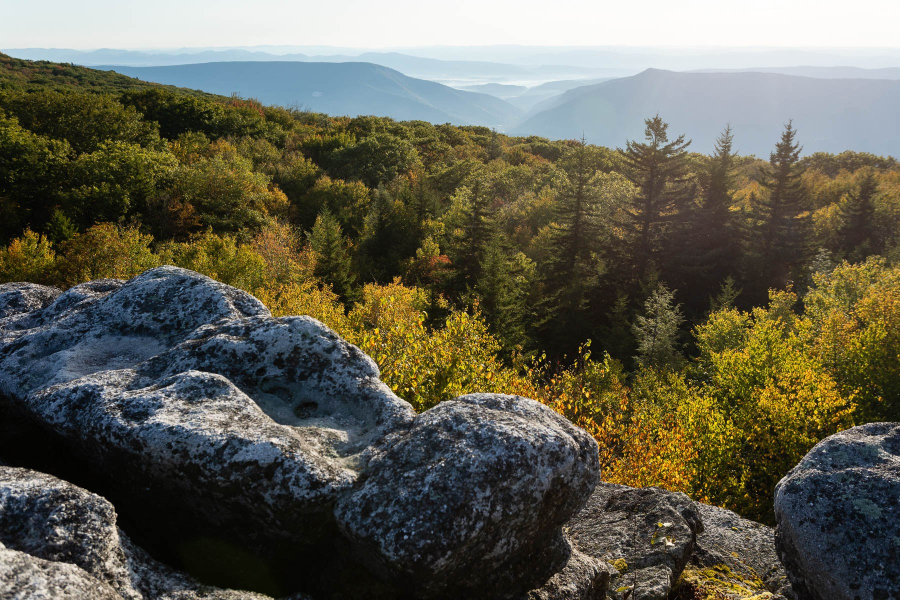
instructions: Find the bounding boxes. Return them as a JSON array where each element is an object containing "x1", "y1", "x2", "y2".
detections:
[
  {"x1": 511, "y1": 69, "x2": 900, "y2": 156},
  {"x1": 100, "y1": 61, "x2": 522, "y2": 127},
  {"x1": 688, "y1": 66, "x2": 900, "y2": 80}
]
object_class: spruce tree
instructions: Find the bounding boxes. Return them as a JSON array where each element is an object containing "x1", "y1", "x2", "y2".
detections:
[
  {"x1": 632, "y1": 283, "x2": 685, "y2": 372},
  {"x1": 839, "y1": 167, "x2": 880, "y2": 261},
  {"x1": 535, "y1": 137, "x2": 606, "y2": 355},
  {"x1": 308, "y1": 210, "x2": 356, "y2": 302},
  {"x1": 619, "y1": 115, "x2": 694, "y2": 282},
  {"x1": 752, "y1": 121, "x2": 811, "y2": 293},
  {"x1": 683, "y1": 125, "x2": 741, "y2": 313}
]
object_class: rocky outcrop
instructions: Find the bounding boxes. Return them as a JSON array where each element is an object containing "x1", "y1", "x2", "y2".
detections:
[
  {"x1": 335, "y1": 393, "x2": 600, "y2": 599},
  {"x1": 0, "y1": 465, "x2": 280, "y2": 599},
  {"x1": 683, "y1": 502, "x2": 794, "y2": 599},
  {"x1": 0, "y1": 282, "x2": 60, "y2": 321},
  {"x1": 0, "y1": 544, "x2": 121, "y2": 600},
  {"x1": 566, "y1": 483, "x2": 702, "y2": 600},
  {"x1": 0, "y1": 267, "x2": 600, "y2": 599},
  {"x1": 774, "y1": 422, "x2": 900, "y2": 600},
  {"x1": 520, "y1": 544, "x2": 611, "y2": 600}
]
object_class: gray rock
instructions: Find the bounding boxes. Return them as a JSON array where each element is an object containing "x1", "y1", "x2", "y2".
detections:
[
  {"x1": 1, "y1": 267, "x2": 604, "y2": 598},
  {"x1": 0, "y1": 465, "x2": 276, "y2": 600},
  {"x1": 567, "y1": 483, "x2": 702, "y2": 600},
  {"x1": 521, "y1": 542, "x2": 610, "y2": 600},
  {"x1": 686, "y1": 502, "x2": 794, "y2": 599},
  {"x1": 0, "y1": 282, "x2": 60, "y2": 321},
  {"x1": 0, "y1": 544, "x2": 121, "y2": 600},
  {"x1": 334, "y1": 394, "x2": 600, "y2": 600},
  {"x1": 774, "y1": 422, "x2": 900, "y2": 600},
  {"x1": 0, "y1": 267, "x2": 415, "y2": 568}
]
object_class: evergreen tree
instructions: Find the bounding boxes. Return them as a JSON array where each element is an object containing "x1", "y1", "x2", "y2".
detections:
[
  {"x1": 684, "y1": 125, "x2": 741, "y2": 310},
  {"x1": 444, "y1": 174, "x2": 494, "y2": 290},
  {"x1": 632, "y1": 283, "x2": 685, "y2": 372},
  {"x1": 839, "y1": 167, "x2": 880, "y2": 261},
  {"x1": 619, "y1": 116, "x2": 694, "y2": 282},
  {"x1": 535, "y1": 137, "x2": 606, "y2": 355},
  {"x1": 751, "y1": 121, "x2": 811, "y2": 293},
  {"x1": 476, "y1": 234, "x2": 536, "y2": 353},
  {"x1": 308, "y1": 210, "x2": 355, "y2": 302}
]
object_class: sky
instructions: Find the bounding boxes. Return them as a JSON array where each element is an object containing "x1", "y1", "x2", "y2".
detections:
[{"x1": 3, "y1": 0, "x2": 899, "y2": 50}]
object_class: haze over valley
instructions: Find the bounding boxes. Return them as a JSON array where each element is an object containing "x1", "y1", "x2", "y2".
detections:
[{"x1": 5, "y1": 43, "x2": 900, "y2": 155}]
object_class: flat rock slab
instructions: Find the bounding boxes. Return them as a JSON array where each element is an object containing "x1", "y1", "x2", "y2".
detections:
[
  {"x1": 567, "y1": 483, "x2": 702, "y2": 600},
  {"x1": 775, "y1": 422, "x2": 900, "y2": 600},
  {"x1": 0, "y1": 268, "x2": 416, "y2": 563}
]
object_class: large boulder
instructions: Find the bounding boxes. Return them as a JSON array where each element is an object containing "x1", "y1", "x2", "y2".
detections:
[
  {"x1": 566, "y1": 483, "x2": 702, "y2": 600},
  {"x1": 0, "y1": 267, "x2": 602, "y2": 599},
  {"x1": 0, "y1": 465, "x2": 279, "y2": 600},
  {"x1": 0, "y1": 268, "x2": 415, "y2": 588},
  {"x1": 774, "y1": 422, "x2": 900, "y2": 600},
  {"x1": 334, "y1": 394, "x2": 600, "y2": 599}
]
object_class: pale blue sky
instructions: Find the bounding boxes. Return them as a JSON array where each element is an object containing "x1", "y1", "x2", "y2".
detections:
[{"x1": 2, "y1": 0, "x2": 898, "y2": 50}]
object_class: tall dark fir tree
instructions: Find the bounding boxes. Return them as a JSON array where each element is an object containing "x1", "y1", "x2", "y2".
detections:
[
  {"x1": 751, "y1": 121, "x2": 811, "y2": 295},
  {"x1": 619, "y1": 115, "x2": 694, "y2": 285},
  {"x1": 683, "y1": 125, "x2": 742, "y2": 313},
  {"x1": 535, "y1": 136, "x2": 606, "y2": 356},
  {"x1": 839, "y1": 167, "x2": 881, "y2": 262}
]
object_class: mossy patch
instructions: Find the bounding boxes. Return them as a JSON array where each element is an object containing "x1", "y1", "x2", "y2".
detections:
[{"x1": 670, "y1": 564, "x2": 774, "y2": 600}]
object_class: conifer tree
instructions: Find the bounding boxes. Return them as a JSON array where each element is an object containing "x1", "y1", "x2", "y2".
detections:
[
  {"x1": 535, "y1": 137, "x2": 606, "y2": 355},
  {"x1": 308, "y1": 210, "x2": 355, "y2": 302},
  {"x1": 619, "y1": 116, "x2": 694, "y2": 281},
  {"x1": 444, "y1": 173, "x2": 495, "y2": 292},
  {"x1": 632, "y1": 283, "x2": 685, "y2": 372},
  {"x1": 839, "y1": 167, "x2": 880, "y2": 261},
  {"x1": 683, "y1": 125, "x2": 741, "y2": 312},
  {"x1": 752, "y1": 121, "x2": 811, "y2": 292}
]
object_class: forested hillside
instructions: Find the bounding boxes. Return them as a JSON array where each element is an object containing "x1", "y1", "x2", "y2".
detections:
[
  {"x1": 3, "y1": 52, "x2": 900, "y2": 523},
  {"x1": 100, "y1": 61, "x2": 521, "y2": 127}
]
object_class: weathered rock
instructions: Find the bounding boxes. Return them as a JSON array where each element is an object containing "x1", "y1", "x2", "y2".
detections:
[
  {"x1": 0, "y1": 544, "x2": 121, "y2": 600},
  {"x1": 774, "y1": 422, "x2": 900, "y2": 600},
  {"x1": 567, "y1": 483, "x2": 702, "y2": 600},
  {"x1": 0, "y1": 282, "x2": 60, "y2": 322},
  {"x1": 0, "y1": 465, "x2": 279, "y2": 600},
  {"x1": 334, "y1": 394, "x2": 600, "y2": 599},
  {"x1": 520, "y1": 542, "x2": 611, "y2": 600},
  {"x1": 691, "y1": 502, "x2": 793, "y2": 598},
  {"x1": 0, "y1": 267, "x2": 603, "y2": 598},
  {"x1": 678, "y1": 502, "x2": 794, "y2": 599},
  {"x1": 0, "y1": 268, "x2": 416, "y2": 570}
]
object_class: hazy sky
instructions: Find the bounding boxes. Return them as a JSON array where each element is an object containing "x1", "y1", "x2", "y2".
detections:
[{"x1": 3, "y1": 0, "x2": 899, "y2": 50}]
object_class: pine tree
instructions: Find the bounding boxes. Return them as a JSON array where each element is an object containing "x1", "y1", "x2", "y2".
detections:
[
  {"x1": 445, "y1": 175, "x2": 494, "y2": 291},
  {"x1": 308, "y1": 210, "x2": 355, "y2": 302},
  {"x1": 476, "y1": 234, "x2": 535, "y2": 353},
  {"x1": 535, "y1": 137, "x2": 606, "y2": 355},
  {"x1": 751, "y1": 121, "x2": 811, "y2": 293},
  {"x1": 619, "y1": 116, "x2": 694, "y2": 282},
  {"x1": 839, "y1": 167, "x2": 880, "y2": 261},
  {"x1": 685, "y1": 125, "x2": 741, "y2": 308},
  {"x1": 632, "y1": 283, "x2": 685, "y2": 372}
]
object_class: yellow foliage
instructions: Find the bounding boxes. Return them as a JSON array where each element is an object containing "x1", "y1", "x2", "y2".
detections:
[{"x1": 0, "y1": 229, "x2": 57, "y2": 285}]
